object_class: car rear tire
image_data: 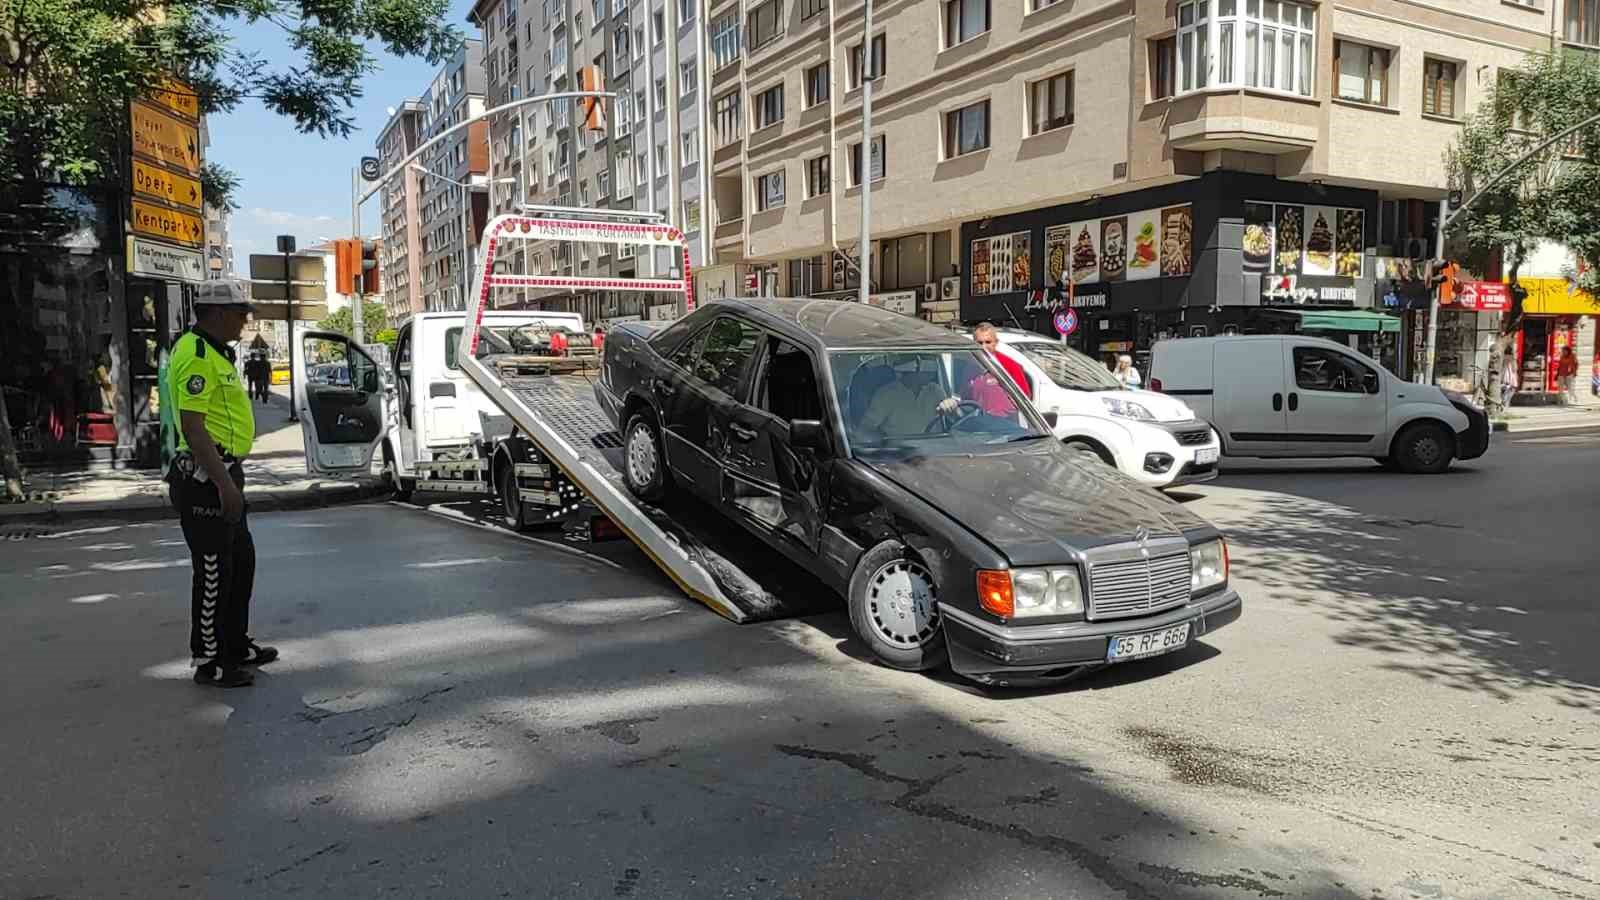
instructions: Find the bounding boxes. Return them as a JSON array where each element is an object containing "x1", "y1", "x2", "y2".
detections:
[
  {"x1": 847, "y1": 541, "x2": 949, "y2": 672},
  {"x1": 1392, "y1": 422, "x2": 1455, "y2": 474},
  {"x1": 623, "y1": 412, "x2": 669, "y2": 502},
  {"x1": 1064, "y1": 439, "x2": 1115, "y2": 467}
]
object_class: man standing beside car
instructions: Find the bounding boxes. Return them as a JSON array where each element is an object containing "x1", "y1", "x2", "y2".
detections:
[
  {"x1": 945, "y1": 322, "x2": 1031, "y2": 417},
  {"x1": 167, "y1": 280, "x2": 278, "y2": 688}
]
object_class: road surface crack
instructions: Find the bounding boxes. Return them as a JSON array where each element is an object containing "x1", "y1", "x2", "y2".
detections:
[{"x1": 250, "y1": 841, "x2": 348, "y2": 883}]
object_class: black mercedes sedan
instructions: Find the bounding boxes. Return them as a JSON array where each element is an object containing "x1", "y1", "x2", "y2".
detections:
[{"x1": 595, "y1": 299, "x2": 1241, "y2": 685}]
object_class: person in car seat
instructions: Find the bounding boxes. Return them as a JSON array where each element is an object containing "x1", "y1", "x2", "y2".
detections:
[{"x1": 860, "y1": 357, "x2": 957, "y2": 436}]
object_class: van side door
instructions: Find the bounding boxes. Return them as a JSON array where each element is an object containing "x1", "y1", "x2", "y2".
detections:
[
  {"x1": 1282, "y1": 343, "x2": 1388, "y2": 456},
  {"x1": 1214, "y1": 339, "x2": 1289, "y2": 455}
]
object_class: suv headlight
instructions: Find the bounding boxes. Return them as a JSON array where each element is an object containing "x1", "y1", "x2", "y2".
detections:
[
  {"x1": 977, "y1": 566, "x2": 1084, "y2": 619},
  {"x1": 1101, "y1": 397, "x2": 1156, "y2": 421},
  {"x1": 1191, "y1": 538, "x2": 1228, "y2": 593}
]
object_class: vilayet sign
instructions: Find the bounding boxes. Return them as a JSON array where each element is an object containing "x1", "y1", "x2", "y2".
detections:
[{"x1": 1260, "y1": 274, "x2": 1359, "y2": 306}]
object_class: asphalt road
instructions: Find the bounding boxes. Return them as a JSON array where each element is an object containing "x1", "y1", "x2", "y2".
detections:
[{"x1": 2, "y1": 432, "x2": 1596, "y2": 899}]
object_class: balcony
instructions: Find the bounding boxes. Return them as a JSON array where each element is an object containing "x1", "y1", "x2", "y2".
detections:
[
  {"x1": 714, "y1": 217, "x2": 743, "y2": 246},
  {"x1": 1165, "y1": 91, "x2": 1318, "y2": 155}
]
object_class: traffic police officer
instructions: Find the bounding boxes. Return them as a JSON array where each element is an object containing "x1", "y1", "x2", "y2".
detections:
[{"x1": 168, "y1": 280, "x2": 278, "y2": 687}]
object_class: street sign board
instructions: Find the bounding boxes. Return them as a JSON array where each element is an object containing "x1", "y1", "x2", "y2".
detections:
[
  {"x1": 1454, "y1": 281, "x2": 1511, "y2": 312},
  {"x1": 1054, "y1": 308, "x2": 1079, "y2": 336},
  {"x1": 360, "y1": 156, "x2": 381, "y2": 181},
  {"x1": 130, "y1": 101, "x2": 201, "y2": 174},
  {"x1": 248, "y1": 253, "x2": 326, "y2": 283},
  {"x1": 132, "y1": 159, "x2": 203, "y2": 211},
  {"x1": 149, "y1": 77, "x2": 200, "y2": 121},
  {"x1": 127, "y1": 236, "x2": 205, "y2": 282},
  {"x1": 249, "y1": 298, "x2": 330, "y2": 321},
  {"x1": 131, "y1": 198, "x2": 204, "y2": 247},
  {"x1": 249, "y1": 280, "x2": 329, "y2": 302}
]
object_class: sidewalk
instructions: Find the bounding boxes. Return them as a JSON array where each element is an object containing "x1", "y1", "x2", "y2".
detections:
[
  {"x1": 1492, "y1": 394, "x2": 1600, "y2": 433},
  {"x1": 1, "y1": 385, "x2": 386, "y2": 523}
]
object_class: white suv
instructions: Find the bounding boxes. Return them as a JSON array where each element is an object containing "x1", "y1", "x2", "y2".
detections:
[{"x1": 981, "y1": 329, "x2": 1223, "y2": 488}]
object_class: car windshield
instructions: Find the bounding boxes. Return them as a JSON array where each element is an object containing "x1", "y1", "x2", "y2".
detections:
[
  {"x1": 1010, "y1": 341, "x2": 1122, "y2": 391},
  {"x1": 829, "y1": 349, "x2": 1049, "y2": 458}
]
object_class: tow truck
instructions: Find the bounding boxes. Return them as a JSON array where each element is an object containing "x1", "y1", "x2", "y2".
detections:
[{"x1": 293, "y1": 208, "x2": 808, "y2": 623}]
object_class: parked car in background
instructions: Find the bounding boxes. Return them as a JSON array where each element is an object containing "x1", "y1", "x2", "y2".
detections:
[
  {"x1": 597, "y1": 300, "x2": 1241, "y2": 685},
  {"x1": 963, "y1": 328, "x2": 1221, "y2": 488},
  {"x1": 1149, "y1": 335, "x2": 1490, "y2": 473}
]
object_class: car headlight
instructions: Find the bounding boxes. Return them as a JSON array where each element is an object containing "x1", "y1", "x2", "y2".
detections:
[
  {"x1": 977, "y1": 566, "x2": 1084, "y2": 619},
  {"x1": 1101, "y1": 397, "x2": 1156, "y2": 421},
  {"x1": 1191, "y1": 538, "x2": 1228, "y2": 593}
]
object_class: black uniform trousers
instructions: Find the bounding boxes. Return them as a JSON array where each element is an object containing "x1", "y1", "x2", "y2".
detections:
[{"x1": 171, "y1": 463, "x2": 255, "y2": 664}]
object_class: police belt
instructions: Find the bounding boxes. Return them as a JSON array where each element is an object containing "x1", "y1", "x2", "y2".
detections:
[{"x1": 168, "y1": 446, "x2": 244, "y2": 484}]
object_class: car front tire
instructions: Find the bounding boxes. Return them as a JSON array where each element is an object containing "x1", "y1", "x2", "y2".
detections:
[
  {"x1": 622, "y1": 412, "x2": 669, "y2": 502},
  {"x1": 847, "y1": 541, "x2": 949, "y2": 672},
  {"x1": 1392, "y1": 422, "x2": 1456, "y2": 474}
]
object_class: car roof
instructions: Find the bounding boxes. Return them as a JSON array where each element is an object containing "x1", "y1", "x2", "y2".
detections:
[{"x1": 704, "y1": 298, "x2": 973, "y2": 351}]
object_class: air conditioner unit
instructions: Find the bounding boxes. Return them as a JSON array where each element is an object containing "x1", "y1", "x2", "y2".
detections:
[
  {"x1": 923, "y1": 283, "x2": 938, "y2": 302},
  {"x1": 940, "y1": 276, "x2": 960, "y2": 301}
]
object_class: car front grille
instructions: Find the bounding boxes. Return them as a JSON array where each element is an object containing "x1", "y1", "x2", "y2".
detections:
[
  {"x1": 1172, "y1": 427, "x2": 1212, "y2": 446},
  {"x1": 1086, "y1": 541, "x2": 1192, "y2": 621}
]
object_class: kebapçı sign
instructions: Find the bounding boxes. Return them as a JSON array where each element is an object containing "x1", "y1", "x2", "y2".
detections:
[
  {"x1": 1260, "y1": 274, "x2": 1358, "y2": 306},
  {"x1": 1023, "y1": 290, "x2": 1108, "y2": 312},
  {"x1": 128, "y1": 235, "x2": 204, "y2": 282}
]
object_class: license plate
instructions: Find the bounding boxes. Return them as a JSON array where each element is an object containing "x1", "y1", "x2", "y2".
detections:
[
  {"x1": 1106, "y1": 622, "x2": 1191, "y2": 662},
  {"x1": 1195, "y1": 447, "x2": 1219, "y2": 465}
]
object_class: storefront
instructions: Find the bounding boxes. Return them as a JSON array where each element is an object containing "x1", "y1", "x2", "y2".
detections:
[
  {"x1": 1511, "y1": 277, "x2": 1598, "y2": 401},
  {"x1": 959, "y1": 172, "x2": 1380, "y2": 374}
]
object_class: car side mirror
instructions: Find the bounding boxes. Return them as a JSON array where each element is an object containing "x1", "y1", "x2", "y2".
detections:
[
  {"x1": 1363, "y1": 372, "x2": 1380, "y2": 394},
  {"x1": 1042, "y1": 411, "x2": 1059, "y2": 428},
  {"x1": 790, "y1": 419, "x2": 827, "y2": 453},
  {"x1": 362, "y1": 369, "x2": 381, "y2": 394}
]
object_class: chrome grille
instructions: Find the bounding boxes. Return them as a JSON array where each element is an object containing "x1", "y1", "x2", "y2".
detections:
[
  {"x1": 1086, "y1": 541, "x2": 1192, "y2": 621},
  {"x1": 1173, "y1": 428, "x2": 1212, "y2": 446}
]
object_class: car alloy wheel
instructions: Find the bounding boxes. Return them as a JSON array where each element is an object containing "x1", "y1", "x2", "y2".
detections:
[
  {"x1": 626, "y1": 421, "x2": 659, "y2": 488},
  {"x1": 865, "y1": 559, "x2": 940, "y2": 648}
]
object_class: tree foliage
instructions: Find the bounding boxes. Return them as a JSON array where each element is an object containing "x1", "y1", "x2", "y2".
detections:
[{"x1": 317, "y1": 300, "x2": 389, "y2": 341}]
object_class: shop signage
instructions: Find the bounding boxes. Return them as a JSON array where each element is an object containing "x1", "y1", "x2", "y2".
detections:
[
  {"x1": 1053, "y1": 308, "x2": 1078, "y2": 336},
  {"x1": 127, "y1": 235, "x2": 204, "y2": 282},
  {"x1": 870, "y1": 291, "x2": 918, "y2": 315},
  {"x1": 1041, "y1": 204, "x2": 1193, "y2": 289},
  {"x1": 1260, "y1": 274, "x2": 1358, "y2": 306},
  {"x1": 1453, "y1": 281, "x2": 1510, "y2": 312},
  {"x1": 1022, "y1": 290, "x2": 1108, "y2": 312},
  {"x1": 970, "y1": 230, "x2": 1031, "y2": 296},
  {"x1": 1519, "y1": 277, "x2": 1598, "y2": 315},
  {"x1": 1244, "y1": 200, "x2": 1365, "y2": 278}
]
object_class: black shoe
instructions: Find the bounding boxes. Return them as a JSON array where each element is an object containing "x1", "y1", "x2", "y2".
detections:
[
  {"x1": 194, "y1": 662, "x2": 254, "y2": 688},
  {"x1": 240, "y1": 641, "x2": 279, "y2": 666}
]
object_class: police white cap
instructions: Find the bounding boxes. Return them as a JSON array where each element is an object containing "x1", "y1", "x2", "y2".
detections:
[{"x1": 194, "y1": 279, "x2": 255, "y2": 308}]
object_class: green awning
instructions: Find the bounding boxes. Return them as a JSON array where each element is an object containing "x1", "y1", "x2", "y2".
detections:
[{"x1": 1269, "y1": 308, "x2": 1401, "y2": 334}]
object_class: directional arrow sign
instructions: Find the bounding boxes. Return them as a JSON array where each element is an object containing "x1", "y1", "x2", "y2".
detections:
[
  {"x1": 131, "y1": 199, "x2": 204, "y2": 248},
  {"x1": 131, "y1": 159, "x2": 203, "y2": 212},
  {"x1": 149, "y1": 77, "x2": 200, "y2": 121},
  {"x1": 130, "y1": 101, "x2": 201, "y2": 175}
]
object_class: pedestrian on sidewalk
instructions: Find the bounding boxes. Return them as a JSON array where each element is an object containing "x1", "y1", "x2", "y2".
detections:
[
  {"x1": 1557, "y1": 346, "x2": 1580, "y2": 404},
  {"x1": 166, "y1": 280, "x2": 278, "y2": 688},
  {"x1": 1501, "y1": 353, "x2": 1518, "y2": 410}
]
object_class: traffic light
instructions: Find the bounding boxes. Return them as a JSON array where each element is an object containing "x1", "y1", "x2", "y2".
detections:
[
  {"x1": 1428, "y1": 259, "x2": 1460, "y2": 304},
  {"x1": 359, "y1": 239, "x2": 379, "y2": 294},
  {"x1": 578, "y1": 65, "x2": 607, "y2": 133},
  {"x1": 333, "y1": 238, "x2": 380, "y2": 295}
]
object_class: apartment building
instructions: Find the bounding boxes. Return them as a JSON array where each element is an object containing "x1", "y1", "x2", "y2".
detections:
[
  {"x1": 203, "y1": 205, "x2": 233, "y2": 281},
  {"x1": 377, "y1": 99, "x2": 426, "y2": 321},
  {"x1": 416, "y1": 40, "x2": 490, "y2": 313},
  {"x1": 471, "y1": 0, "x2": 712, "y2": 322},
  {"x1": 711, "y1": 0, "x2": 1567, "y2": 376}
]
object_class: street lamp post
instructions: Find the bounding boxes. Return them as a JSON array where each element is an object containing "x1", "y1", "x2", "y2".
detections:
[
  {"x1": 857, "y1": 0, "x2": 876, "y2": 306},
  {"x1": 410, "y1": 164, "x2": 516, "y2": 312}
]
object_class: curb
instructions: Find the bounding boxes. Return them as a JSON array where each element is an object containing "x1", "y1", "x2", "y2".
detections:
[
  {"x1": 1491, "y1": 417, "x2": 1600, "y2": 434},
  {"x1": 0, "y1": 479, "x2": 391, "y2": 525}
]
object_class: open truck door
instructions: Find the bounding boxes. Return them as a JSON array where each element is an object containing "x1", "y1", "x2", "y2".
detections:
[{"x1": 294, "y1": 329, "x2": 389, "y2": 476}]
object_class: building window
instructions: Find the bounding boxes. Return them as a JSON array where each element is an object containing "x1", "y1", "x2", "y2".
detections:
[
  {"x1": 849, "y1": 34, "x2": 887, "y2": 88},
  {"x1": 598, "y1": 170, "x2": 611, "y2": 197},
  {"x1": 655, "y1": 76, "x2": 667, "y2": 107},
  {"x1": 754, "y1": 84, "x2": 784, "y2": 129},
  {"x1": 592, "y1": 0, "x2": 604, "y2": 23},
  {"x1": 680, "y1": 59, "x2": 697, "y2": 96},
  {"x1": 1568, "y1": 0, "x2": 1599, "y2": 45},
  {"x1": 714, "y1": 91, "x2": 742, "y2": 145},
  {"x1": 634, "y1": 25, "x2": 645, "y2": 58},
  {"x1": 657, "y1": 142, "x2": 668, "y2": 175},
  {"x1": 579, "y1": 179, "x2": 590, "y2": 205},
  {"x1": 711, "y1": 14, "x2": 742, "y2": 69},
  {"x1": 1423, "y1": 57, "x2": 1457, "y2": 118},
  {"x1": 850, "y1": 135, "x2": 886, "y2": 185},
  {"x1": 757, "y1": 170, "x2": 786, "y2": 210},
  {"x1": 615, "y1": 92, "x2": 632, "y2": 134},
  {"x1": 748, "y1": 0, "x2": 784, "y2": 51},
  {"x1": 1170, "y1": 0, "x2": 1314, "y2": 97},
  {"x1": 635, "y1": 88, "x2": 646, "y2": 121},
  {"x1": 682, "y1": 128, "x2": 700, "y2": 164},
  {"x1": 943, "y1": 0, "x2": 989, "y2": 47},
  {"x1": 1028, "y1": 71, "x2": 1073, "y2": 134},
  {"x1": 797, "y1": 62, "x2": 828, "y2": 109},
  {"x1": 943, "y1": 100, "x2": 989, "y2": 158},
  {"x1": 1151, "y1": 37, "x2": 1176, "y2": 99},
  {"x1": 614, "y1": 29, "x2": 629, "y2": 67},
  {"x1": 806, "y1": 154, "x2": 830, "y2": 197},
  {"x1": 1497, "y1": 70, "x2": 1537, "y2": 132},
  {"x1": 653, "y1": 10, "x2": 664, "y2": 43},
  {"x1": 683, "y1": 198, "x2": 702, "y2": 230},
  {"x1": 679, "y1": 0, "x2": 695, "y2": 23},
  {"x1": 1334, "y1": 40, "x2": 1388, "y2": 106},
  {"x1": 801, "y1": 0, "x2": 827, "y2": 19}
]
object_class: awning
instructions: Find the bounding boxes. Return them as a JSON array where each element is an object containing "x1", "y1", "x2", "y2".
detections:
[{"x1": 1266, "y1": 308, "x2": 1400, "y2": 333}]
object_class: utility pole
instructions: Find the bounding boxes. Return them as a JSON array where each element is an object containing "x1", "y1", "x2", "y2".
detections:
[
  {"x1": 278, "y1": 234, "x2": 298, "y2": 422},
  {"x1": 351, "y1": 167, "x2": 365, "y2": 347},
  {"x1": 856, "y1": 0, "x2": 875, "y2": 306}
]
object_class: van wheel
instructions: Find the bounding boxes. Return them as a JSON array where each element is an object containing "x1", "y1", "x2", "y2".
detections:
[
  {"x1": 1392, "y1": 422, "x2": 1455, "y2": 474},
  {"x1": 623, "y1": 412, "x2": 669, "y2": 502},
  {"x1": 382, "y1": 444, "x2": 414, "y2": 502},
  {"x1": 1065, "y1": 440, "x2": 1115, "y2": 467},
  {"x1": 847, "y1": 541, "x2": 949, "y2": 672},
  {"x1": 498, "y1": 461, "x2": 532, "y2": 530}
]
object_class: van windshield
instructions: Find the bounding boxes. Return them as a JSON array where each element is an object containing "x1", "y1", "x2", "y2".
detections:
[{"x1": 1010, "y1": 341, "x2": 1122, "y2": 392}]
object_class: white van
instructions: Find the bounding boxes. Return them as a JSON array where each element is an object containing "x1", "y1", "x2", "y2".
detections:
[
  {"x1": 978, "y1": 329, "x2": 1223, "y2": 488},
  {"x1": 1148, "y1": 335, "x2": 1490, "y2": 473}
]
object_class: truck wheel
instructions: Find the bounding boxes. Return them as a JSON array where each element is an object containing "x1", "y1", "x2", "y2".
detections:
[
  {"x1": 382, "y1": 444, "x2": 414, "y2": 502},
  {"x1": 498, "y1": 462, "x2": 532, "y2": 530},
  {"x1": 1392, "y1": 422, "x2": 1455, "y2": 474},
  {"x1": 847, "y1": 541, "x2": 949, "y2": 672},
  {"x1": 623, "y1": 413, "x2": 669, "y2": 502}
]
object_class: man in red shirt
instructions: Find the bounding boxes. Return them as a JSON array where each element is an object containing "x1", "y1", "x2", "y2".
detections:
[{"x1": 972, "y1": 323, "x2": 1031, "y2": 398}]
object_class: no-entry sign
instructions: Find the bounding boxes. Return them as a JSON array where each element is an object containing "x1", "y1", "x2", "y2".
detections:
[{"x1": 1054, "y1": 308, "x2": 1079, "y2": 336}]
